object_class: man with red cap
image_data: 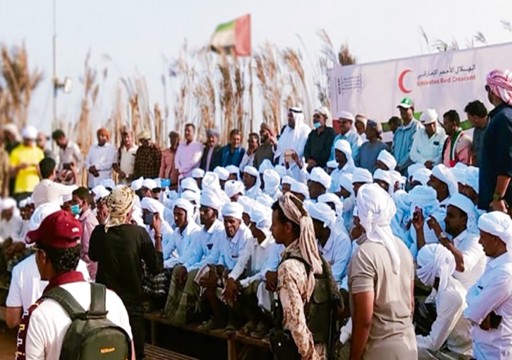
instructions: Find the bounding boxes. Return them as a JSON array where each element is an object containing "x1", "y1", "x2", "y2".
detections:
[{"x1": 15, "y1": 210, "x2": 133, "y2": 359}]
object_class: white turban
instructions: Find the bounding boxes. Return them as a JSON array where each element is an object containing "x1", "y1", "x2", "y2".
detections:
[
  {"x1": 408, "y1": 163, "x2": 425, "y2": 180},
  {"x1": 374, "y1": 169, "x2": 393, "y2": 186},
  {"x1": 463, "y1": 167, "x2": 479, "y2": 193},
  {"x1": 225, "y1": 165, "x2": 240, "y2": 180},
  {"x1": 305, "y1": 202, "x2": 336, "y2": 228},
  {"x1": 222, "y1": 202, "x2": 244, "y2": 220},
  {"x1": 309, "y1": 167, "x2": 332, "y2": 190},
  {"x1": 274, "y1": 165, "x2": 287, "y2": 179},
  {"x1": 290, "y1": 180, "x2": 309, "y2": 199},
  {"x1": 181, "y1": 177, "x2": 200, "y2": 193},
  {"x1": 250, "y1": 205, "x2": 271, "y2": 232},
  {"x1": 173, "y1": 198, "x2": 195, "y2": 221},
  {"x1": 338, "y1": 173, "x2": 354, "y2": 194},
  {"x1": 200, "y1": 190, "x2": 222, "y2": 211},
  {"x1": 21, "y1": 125, "x2": 38, "y2": 140},
  {"x1": 202, "y1": 172, "x2": 221, "y2": 191},
  {"x1": 417, "y1": 244, "x2": 456, "y2": 293},
  {"x1": 447, "y1": 193, "x2": 478, "y2": 233},
  {"x1": 192, "y1": 168, "x2": 205, "y2": 178},
  {"x1": 181, "y1": 190, "x2": 200, "y2": 204},
  {"x1": 142, "y1": 178, "x2": 158, "y2": 190},
  {"x1": 237, "y1": 196, "x2": 254, "y2": 215},
  {"x1": 432, "y1": 164, "x2": 458, "y2": 197},
  {"x1": 214, "y1": 167, "x2": 230, "y2": 181},
  {"x1": 357, "y1": 183, "x2": 400, "y2": 274},
  {"x1": 1, "y1": 197, "x2": 16, "y2": 211},
  {"x1": 352, "y1": 167, "x2": 373, "y2": 184},
  {"x1": 225, "y1": 180, "x2": 245, "y2": 198},
  {"x1": 411, "y1": 168, "x2": 431, "y2": 186},
  {"x1": 92, "y1": 185, "x2": 110, "y2": 202},
  {"x1": 140, "y1": 197, "x2": 165, "y2": 219},
  {"x1": 243, "y1": 165, "x2": 261, "y2": 189},
  {"x1": 377, "y1": 150, "x2": 397, "y2": 170},
  {"x1": 389, "y1": 170, "x2": 405, "y2": 190},
  {"x1": 318, "y1": 193, "x2": 343, "y2": 214},
  {"x1": 263, "y1": 169, "x2": 281, "y2": 194},
  {"x1": 258, "y1": 159, "x2": 274, "y2": 174},
  {"x1": 334, "y1": 139, "x2": 355, "y2": 171},
  {"x1": 408, "y1": 185, "x2": 440, "y2": 218},
  {"x1": 478, "y1": 212, "x2": 512, "y2": 251},
  {"x1": 326, "y1": 160, "x2": 338, "y2": 169},
  {"x1": 19, "y1": 198, "x2": 32, "y2": 209},
  {"x1": 282, "y1": 176, "x2": 294, "y2": 185},
  {"x1": 256, "y1": 193, "x2": 274, "y2": 208},
  {"x1": 131, "y1": 177, "x2": 144, "y2": 191}
]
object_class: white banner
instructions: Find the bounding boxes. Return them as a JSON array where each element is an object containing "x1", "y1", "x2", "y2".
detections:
[{"x1": 329, "y1": 42, "x2": 512, "y2": 136}]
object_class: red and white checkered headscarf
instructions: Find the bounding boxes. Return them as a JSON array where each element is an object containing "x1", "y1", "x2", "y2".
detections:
[{"x1": 486, "y1": 69, "x2": 512, "y2": 106}]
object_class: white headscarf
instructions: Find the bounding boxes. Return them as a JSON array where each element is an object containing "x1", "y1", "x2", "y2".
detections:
[
  {"x1": 243, "y1": 166, "x2": 261, "y2": 190},
  {"x1": 334, "y1": 139, "x2": 355, "y2": 172},
  {"x1": 317, "y1": 193, "x2": 343, "y2": 215},
  {"x1": 352, "y1": 167, "x2": 373, "y2": 184},
  {"x1": 214, "y1": 167, "x2": 230, "y2": 181},
  {"x1": 417, "y1": 244, "x2": 456, "y2": 293},
  {"x1": 431, "y1": 164, "x2": 458, "y2": 197},
  {"x1": 412, "y1": 168, "x2": 432, "y2": 186},
  {"x1": 478, "y1": 212, "x2": 512, "y2": 252},
  {"x1": 263, "y1": 169, "x2": 281, "y2": 195},
  {"x1": 305, "y1": 202, "x2": 336, "y2": 229},
  {"x1": 173, "y1": 198, "x2": 195, "y2": 223},
  {"x1": 290, "y1": 180, "x2": 309, "y2": 199},
  {"x1": 357, "y1": 183, "x2": 400, "y2": 274},
  {"x1": 377, "y1": 150, "x2": 397, "y2": 171},
  {"x1": 309, "y1": 167, "x2": 332, "y2": 190},
  {"x1": 276, "y1": 107, "x2": 311, "y2": 163},
  {"x1": 447, "y1": 193, "x2": 478, "y2": 233},
  {"x1": 140, "y1": 197, "x2": 165, "y2": 219},
  {"x1": 408, "y1": 185, "x2": 440, "y2": 218}
]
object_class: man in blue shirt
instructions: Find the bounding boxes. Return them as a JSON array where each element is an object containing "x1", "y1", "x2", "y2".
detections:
[
  {"x1": 221, "y1": 129, "x2": 246, "y2": 167},
  {"x1": 479, "y1": 69, "x2": 512, "y2": 212},
  {"x1": 330, "y1": 110, "x2": 362, "y2": 162},
  {"x1": 392, "y1": 97, "x2": 423, "y2": 175}
]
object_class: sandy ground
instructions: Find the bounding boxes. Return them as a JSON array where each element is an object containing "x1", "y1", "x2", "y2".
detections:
[{"x1": 0, "y1": 325, "x2": 16, "y2": 359}]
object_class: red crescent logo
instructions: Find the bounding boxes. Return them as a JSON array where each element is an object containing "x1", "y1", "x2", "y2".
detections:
[{"x1": 398, "y1": 69, "x2": 413, "y2": 94}]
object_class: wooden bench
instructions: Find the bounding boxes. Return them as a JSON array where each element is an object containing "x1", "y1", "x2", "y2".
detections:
[
  {"x1": 145, "y1": 344, "x2": 198, "y2": 360},
  {"x1": 144, "y1": 312, "x2": 271, "y2": 360}
]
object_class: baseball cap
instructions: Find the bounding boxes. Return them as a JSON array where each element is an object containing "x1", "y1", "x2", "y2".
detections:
[
  {"x1": 419, "y1": 109, "x2": 438, "y2": 125},
  {"x1": 137, "y1": 130, "x2": 151, "y2": 140},
  {"x1": 397, "y1": 97, "x2": 414, "y2": 109},
  {"x1": 26, "y1": 210, "x2": 82, "y2": 249}
]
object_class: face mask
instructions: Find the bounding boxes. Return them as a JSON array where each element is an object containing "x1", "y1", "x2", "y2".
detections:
[
  {"x1": 313, "y1": 121, "x2": 322, "y2": 129},
  {"x1": 70, "y1": 204, "x2": 80, "y2": 216},
  {"x1": 143, "y1": 212, "x2": 154, "y2": 225}
]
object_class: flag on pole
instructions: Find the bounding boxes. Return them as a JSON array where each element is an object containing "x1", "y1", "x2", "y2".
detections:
[{"x1": 210, "y1": 14, "x2": 251, "y2": 57}]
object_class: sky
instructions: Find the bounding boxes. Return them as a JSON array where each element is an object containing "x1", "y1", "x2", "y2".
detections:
[{"x1": 1, "y1": 0, "x2": 512, "y2": 134}]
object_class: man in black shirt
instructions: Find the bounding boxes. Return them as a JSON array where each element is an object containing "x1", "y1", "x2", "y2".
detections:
[
  {"x1": 89, "y1": 185, "x2": 163, "y2": 360},
  {"x1": 303, "y1": 107, "x2": 336, "y2": 171}
]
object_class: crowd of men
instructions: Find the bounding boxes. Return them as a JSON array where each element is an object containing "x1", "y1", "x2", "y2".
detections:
[{"x1": 1, "y1": 68, "x2": 512, "y2": 360}]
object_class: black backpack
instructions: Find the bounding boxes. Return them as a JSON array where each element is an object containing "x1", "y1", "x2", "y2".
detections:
[{"x1": 44, "y1": 283, "x2": 131, "y2": 360}]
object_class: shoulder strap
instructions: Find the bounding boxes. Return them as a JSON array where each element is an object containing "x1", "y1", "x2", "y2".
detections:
[
  {"x1": 88, "y1": 283, "x2": 108, "y2": 318},
  {"x1": 44, "y1": 286, "x2": 86, "y2": 320},
  {"x1": 87, "y1": 283, "x2": 107, "y2": 315}
]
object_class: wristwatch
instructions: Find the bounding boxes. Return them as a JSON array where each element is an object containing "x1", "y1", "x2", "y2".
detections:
[
  {"x1": 439, "y1": 232, "x2": 449, "y2": 241},
  {"x1": 493, "y1": 192, "x2": 506, "y2": 201}
]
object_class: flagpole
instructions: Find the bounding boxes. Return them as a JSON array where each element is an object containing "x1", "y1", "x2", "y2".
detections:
[{"x1": 249, "y1": 55, "x2": 254, "y2": 133}]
